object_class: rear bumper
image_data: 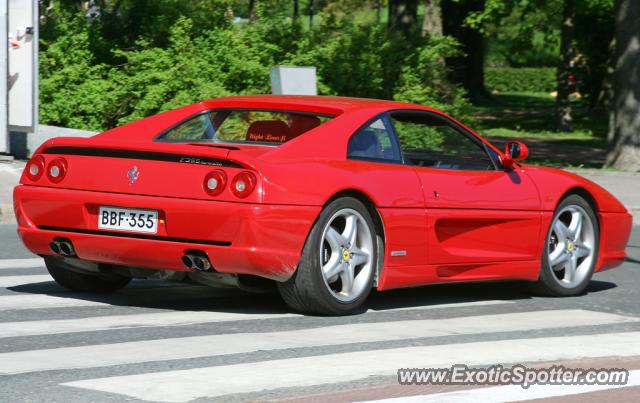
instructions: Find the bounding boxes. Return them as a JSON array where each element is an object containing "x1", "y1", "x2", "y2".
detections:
[{"x1": 13, "y1": 185, "x2": 320, "y2": 281}]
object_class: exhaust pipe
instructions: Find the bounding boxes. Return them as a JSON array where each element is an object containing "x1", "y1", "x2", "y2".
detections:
[
  {"x1": 59, "y1": 241, "x2": 75, "y2": 256},
  {"x1": 181, "y1": 250, "x2": 213, "y2": 272},
  {"x1": 49, "y1": 238, "x2": 76, "y2": 257},
  {"x1": 49, "y1": 242, "x2": 61, "y2": 255},
  {"x1": 181, "y1": 255, "x2": 195, "y2": 269},
  {"x1": 193, "y1": 257, "x2": 211, "y2": 271}
]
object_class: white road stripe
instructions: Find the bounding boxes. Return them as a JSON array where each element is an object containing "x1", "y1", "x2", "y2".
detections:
[
  {"x1": 0, "y1": 286, "x2": 510, "y2": 311},
  {"x1": 0, "y1": 275, "x2": 54, "y2": 288},
  {"x1": 0, "y1": 285, "x2": 239, "y2": 311},
  {"x1": 362, "y1": 370, "x2": 640, "y2": 403},
  {"x1": 62, "y1": 331, "x2": 640, "y2": 403},
  {"x1": 0, "y1": 294, "x2": 113, "y2": 310},
  {"x1": 0, "y1": 310, "x2": 298, "y2": 338},
  {"x1": 0, "y1": 299, "x2": 511, "y2": 338},
  {"x1": 2, "y1": 310, "x2": 635, "y2": 375},
  {"x1": 373, "y1": 300, "x2": 510, "y2": 312},
  {"x1": 0, "y1": 258, "x2": 44, "y2": 270}
]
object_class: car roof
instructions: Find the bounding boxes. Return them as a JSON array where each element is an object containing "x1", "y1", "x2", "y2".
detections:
[{"x1": 202, "y1": 95, "x2": 429, "y2": 115}]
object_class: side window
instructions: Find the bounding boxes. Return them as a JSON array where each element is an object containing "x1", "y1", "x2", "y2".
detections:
[
  {"x1": 390, "y1": 111, "x2": 495, "y2": 171},
  {"x1": 347, "y1": 117, "x2": 401, "y2": 162},
  {"x1": 162, "y1": 114, "x2": 213, "y2": 141}
]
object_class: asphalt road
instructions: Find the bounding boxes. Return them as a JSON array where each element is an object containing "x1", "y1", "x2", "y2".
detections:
[{"x1": 0, "y1": 224, "x2": 638, "y2": 402}]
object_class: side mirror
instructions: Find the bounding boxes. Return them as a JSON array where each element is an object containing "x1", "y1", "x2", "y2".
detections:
[{"x1": 502, "y1": 141, "x2": 529, "y2": 169}]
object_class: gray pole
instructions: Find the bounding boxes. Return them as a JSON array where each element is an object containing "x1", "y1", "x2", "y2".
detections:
[{"x1": 0, "y1": 0, "x2": 7, "y2": 154}]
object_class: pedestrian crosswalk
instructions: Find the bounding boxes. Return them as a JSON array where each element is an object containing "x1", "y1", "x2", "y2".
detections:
[
  {"x1": 62, "y1": 332, "x2": 640, "y2": 403},
  {"x1": 0, "y1": 258, "x2": 44, "y2": 269},
  {"x1": 0, "y1": 274, "x2": 54, "y2": 287},
  {"x1": 4, "y1": 309, "x2": 634, "y2": 375},
  {"x1": 0, "y1": 298, "x2": 513, "y2": 338},
  {"x1": 0, "y1": 257, "x2": 639, "y2": 402}
]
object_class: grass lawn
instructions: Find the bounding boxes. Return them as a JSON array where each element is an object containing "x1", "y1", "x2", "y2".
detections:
[{"x1": 470, "y1": 92, "x2": 609, "y2": 169}]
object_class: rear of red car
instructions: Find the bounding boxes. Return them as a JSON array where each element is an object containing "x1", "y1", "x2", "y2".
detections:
[{"x1": 13, "y1": 103, "x2": 335, "y2": 281}]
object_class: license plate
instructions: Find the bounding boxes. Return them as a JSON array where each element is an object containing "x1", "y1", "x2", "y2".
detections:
[{"x1": 98, "y1": 206, "x2": 158, "y2": 234}]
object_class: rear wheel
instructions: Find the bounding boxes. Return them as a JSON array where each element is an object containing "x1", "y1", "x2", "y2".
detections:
[
  {"x1": 533, "y1": 194, "x2": 599, "y2": 296},
  {"x1": 278, "y1": 197, "x2": 377, "y2": 315},
  {"x1": 45, "y1": 257, "x2": 131, "y2": 292}
]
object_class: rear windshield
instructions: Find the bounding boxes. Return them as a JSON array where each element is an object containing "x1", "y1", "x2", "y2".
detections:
[{"x1": 156, "y1": 109, "x2": 334, "y2": 145}]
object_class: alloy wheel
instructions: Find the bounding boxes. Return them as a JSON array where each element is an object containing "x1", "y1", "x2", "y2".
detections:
[
  {"x1": 547, "y1": 204, "x2": 596, "y2": 288},
  {"x1": 319, "y1": 208, "x2": 374, "y2": 302}
]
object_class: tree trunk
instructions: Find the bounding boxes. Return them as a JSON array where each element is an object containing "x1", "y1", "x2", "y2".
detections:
[
  {"x1": 388, "y1": 0, "x2": 419, "y2": 35},
  {"x1": 602, "y1": 36, "x2": 616, "y2": 143},
  {"x1": 442, "y1": 0, "x2": 486, "y2": 100},
  {"x1": 422, "y1": 0, "x2": 442, "y2": 36},
  {"x1": 606, "y1": 0, "x2": 640, "y2": 171},
  {"x1": 293, "y1": 0, "x2": 299, "y2": 19},
  {"x1": 556, "y1": 0, "x2": 575, "y2": 132},
  {"x1": 309, "y1": 0, "x2": 315, "y2": 28},
  {"x1": 248, "y1": 0, "x2": 257, "y2": 21}
]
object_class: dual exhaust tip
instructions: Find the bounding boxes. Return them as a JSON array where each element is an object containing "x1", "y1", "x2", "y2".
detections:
[
  {"x1": 49, "y1": 238, "x2": 76, "y2": 257},
  {"x1": 182, "y1": 251, "x2": 213, "y2": 272}
]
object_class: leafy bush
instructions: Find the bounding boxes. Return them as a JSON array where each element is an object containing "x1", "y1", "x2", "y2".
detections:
[
  {"x1": 39, "y1": 5, "x2": 471, "y2": 131},
  {"x1": 485, "y1": 67, "x2": 556, "y2": 93},
  {"x1": 393, "y1": 34, "x2": 473, "y2": 123}
]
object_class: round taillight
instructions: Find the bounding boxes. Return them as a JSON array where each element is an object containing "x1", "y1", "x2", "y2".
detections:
[
  {"x1": 203, "y1": 170, "x2": 227, "y2": 196},
  {"x1": 230, "y1": 171, "x2": 257, "y2": 198},
  {"x1": 25, "y1": 155, "x2": 45, "y2": 181},
  {"x1": 46, "y1": 158, "x2": 68, "y2": 183}
]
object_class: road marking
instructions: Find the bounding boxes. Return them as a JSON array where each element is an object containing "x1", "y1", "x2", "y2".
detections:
[
  {"x1": 0, "y1": 274, "x2": 54, "y2": 288},
  {"x1": 0, "y1": 294, "x2": 113, "y2": 310},
  {"x1": 361, "y1": 370, "x2": 640, "y2": 403},
  {"x1": 0, "y1": 299, "x2": 511, "y2": 337},
  {"x1": 373, "y1": 300, "x2": 510, "y2": 312},
  {"x1": 0, "y1": 258, "x2": 44, "y2": 270},
  {"x1": 62, "y1": 331, "x2": 640, "y2": 403},
  {"x1": 0, "y1": 300, "x2": 511, "y2": 338},
  {"x1": 0, "y1": 310, "x2": 298, "y2": 338},
  {"x1": 0, "y1": 282, "x2": 510, "y2": 311},
  {"x1": 0, "y1": 285, "x2": 238, "y2": 311},
  {"x1": 2, "y1": 310, "x2": 635, "y2": 375}
]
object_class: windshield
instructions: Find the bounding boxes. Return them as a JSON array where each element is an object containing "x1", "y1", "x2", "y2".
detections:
[{"x1": 157, "y1": 109, "x2": 334, "y2": 145}]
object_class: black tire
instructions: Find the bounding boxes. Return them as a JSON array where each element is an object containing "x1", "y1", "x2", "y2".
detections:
[
  {"x1": 45, "y1": 257, "x2": 131, "y2": 292},
  {"x1": 532, "y1": 194, "x2": 599, "y2": 297},
  {"x1": 278, "y1": 197, "x2": 378, "y2": 315}
]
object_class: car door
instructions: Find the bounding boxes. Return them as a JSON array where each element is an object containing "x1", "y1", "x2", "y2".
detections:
[
  {"x1": 346, "y1": 115, "x2": 429, "y2": 269},
  {"x1": 388, "y1": 109, "x2": 542, "y2": 267}
]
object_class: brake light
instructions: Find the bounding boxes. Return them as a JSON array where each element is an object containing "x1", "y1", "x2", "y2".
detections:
[
  {"x1": 46, "y1": 158, "x2": 68, "y2": 183},
  {"x1": 230, "y1": 171, "x2": 257, "y2": 198},
  {"x1": 25, "y1": 155, "x2": 45, "y2": 181},
  {"x1": 203, "y1": 170, "x2": 227, "y2": 196}
]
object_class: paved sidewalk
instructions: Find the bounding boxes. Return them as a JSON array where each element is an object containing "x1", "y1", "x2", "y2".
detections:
[
  {"x1": 0, "y1": 161, "x2": 23, "y2": 224},
  {"x1": 574, "y1": 170, "x2": 640, "y2": 223},
  {"x1": 0, "y1": 160, "x2": 638, "y2": 224}
]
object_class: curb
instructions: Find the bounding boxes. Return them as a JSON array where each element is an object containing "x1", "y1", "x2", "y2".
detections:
[{"x1": 0, "y1": 204, "x2": 15, "y2": 225}]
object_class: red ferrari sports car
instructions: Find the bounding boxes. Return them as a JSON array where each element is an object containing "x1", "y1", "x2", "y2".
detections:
[{"x1": 14, "y1": 95, "x2": 632, "y2": 315}]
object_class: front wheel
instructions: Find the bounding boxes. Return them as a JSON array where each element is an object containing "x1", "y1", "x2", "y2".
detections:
[
  {"x1": 533, "y1": 194, "x2": 599, "y2": 296},
  {"x1": 278, "y1": 197, "x2": 378, "y2": 315}
]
